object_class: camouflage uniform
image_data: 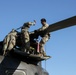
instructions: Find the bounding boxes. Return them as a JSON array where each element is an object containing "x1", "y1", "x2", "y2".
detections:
[
  {"x1": 38, "y1": 23, "x2": 50, "y2": 56},
  {"x1": 21, "y1": 22, "x2": 35, "y2": 52},
  {"x1": 3, "y1": 29, "x2": 17, "y2": 55}
]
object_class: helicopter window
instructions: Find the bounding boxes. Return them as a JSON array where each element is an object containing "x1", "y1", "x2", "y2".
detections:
[{"x1": 6, "y1": 69, "x2": 26, "y2": 75}]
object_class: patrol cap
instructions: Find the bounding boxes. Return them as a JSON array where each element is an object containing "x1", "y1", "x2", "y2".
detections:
[{"x1": 41, "y1": 18, "x2": 46, "y2": 22}]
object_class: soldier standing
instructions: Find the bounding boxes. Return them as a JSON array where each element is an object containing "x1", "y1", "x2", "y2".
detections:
[
  {"x1": 36, "y1": 18, "x2": 50, "y2": 56},
  {"x1": 3, "y1": 29, "x2": 17, "y2": 56},
  {"x1": 21, "y1": 20, "x2": 36, "y2": 53}
]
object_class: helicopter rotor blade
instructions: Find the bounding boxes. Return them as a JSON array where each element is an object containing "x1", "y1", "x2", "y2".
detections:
[
  {"x1": 46, "y1": 16, "x2": 76, "y2": 33},
  {"x1": 30, "y1": 16, "x2": 76, "y2": 39}
]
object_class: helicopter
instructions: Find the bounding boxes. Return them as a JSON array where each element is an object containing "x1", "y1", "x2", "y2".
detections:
[{"x1": 0, "y1": 16, "x2": 76, "y2": 75}]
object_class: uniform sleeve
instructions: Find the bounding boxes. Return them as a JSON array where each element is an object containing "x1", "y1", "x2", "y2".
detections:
[
  {"x1": 23, "y1": 22, "x2": 36, "y2": 27},
  {"x1": 38, "y1": 24, "x2": 49, "y2": 31},
  {"x1": 37, "y1": 27, "x2": 43, "y2": 31},
  {"x1": 27, "y1": 22, "x2": 36, "y2": 26}
]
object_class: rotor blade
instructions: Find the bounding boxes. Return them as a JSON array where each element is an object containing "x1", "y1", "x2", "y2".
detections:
[
  {"x1": 46, "y1": 16, "x2": 76, "y2": 33},
  {"x1": 30, "y1": 16, "x2": 76, "y2": 39}
]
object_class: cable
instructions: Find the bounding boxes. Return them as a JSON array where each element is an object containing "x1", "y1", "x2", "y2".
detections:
[{"x1": 44, "y1": 44, "x2": 47, "y2": 71}]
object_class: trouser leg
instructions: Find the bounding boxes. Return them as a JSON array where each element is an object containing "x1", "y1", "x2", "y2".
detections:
[
  {"x1": 3, "y1": 36, "x2": 9, "y2": 55},
  {"x1": 40, "y1": 35, "x2": 49, "y2": 56},
  {"x1": 21, "y1": 31, "x2": 30, "y2": 52},
  {"x1": 8, "y1": 36, "x2": 16, "y2": 50}
]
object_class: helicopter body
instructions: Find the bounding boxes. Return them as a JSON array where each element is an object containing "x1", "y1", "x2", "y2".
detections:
[
  {"x1": 0, "y1": 41, "x2": 49, "y2": 75},
  {"x1": 0, "y1": 56, "x2": 49, "y2": 75}
]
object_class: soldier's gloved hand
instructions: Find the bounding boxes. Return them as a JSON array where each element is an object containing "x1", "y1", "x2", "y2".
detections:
[
  {"x1": 34, "y1": 30, "x2": 38, "y2": 33},
  {"x1": 34, "y1": 20, "x2": 36, "y2": 23}
]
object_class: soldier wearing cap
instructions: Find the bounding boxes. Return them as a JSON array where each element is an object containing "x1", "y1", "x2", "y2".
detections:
[{"x1": 21, "y1": 21, "x2": 36, "y2": 53}]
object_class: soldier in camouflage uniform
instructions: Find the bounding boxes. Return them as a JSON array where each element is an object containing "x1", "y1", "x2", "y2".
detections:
[
  {"x1": 3, "y1": 29, "x2": 17, "y2": 56},
  {"x1": 21, "y1": 21, "x2": 36, "y2": 53},
  {"x1": 37, "y1": 18, "x2": 50, "y2": 56}
]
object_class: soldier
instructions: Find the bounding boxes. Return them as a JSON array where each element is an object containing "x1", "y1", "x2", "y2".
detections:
[
  {"x1": 3, "y1": 29, "x2": 17, "y2": 56},
  {"x1": 36, "y1": 18, "x2": 50, "y2": 56},
  {"x1": 21, "y1": 20, "x2": 36, "y2": 53}
]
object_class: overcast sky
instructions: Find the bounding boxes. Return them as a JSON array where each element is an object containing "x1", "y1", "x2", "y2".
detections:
[{"x1": 0, "y1": 0, "x2": 76, "y2": 75}]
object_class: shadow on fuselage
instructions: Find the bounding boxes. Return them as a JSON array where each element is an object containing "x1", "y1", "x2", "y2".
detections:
[
  {"x1": 0, "y1": 42, "x2": 21, "y2": 75},
  {"x1": 0, "y1": 55, "x2": 21, "y2": 75}
]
